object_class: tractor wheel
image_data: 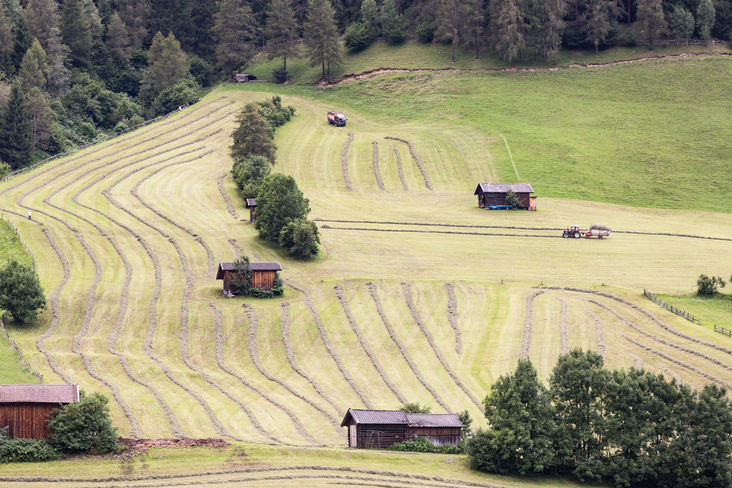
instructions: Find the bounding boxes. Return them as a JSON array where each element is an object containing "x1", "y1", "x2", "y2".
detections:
[
  {"x1": 574, "y1": 232, "x2": 581, "y2": 238},
  {"x1": 562, "y1": 232, "x2": 569, "y2": 238}
]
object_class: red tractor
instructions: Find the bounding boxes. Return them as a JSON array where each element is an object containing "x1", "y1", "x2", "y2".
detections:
[
  {"x1": 562, "y1": 224, "x2": 611, "y2": 239},
  {"x1": 327, "y1": 111, "x2": 347, "y2": 127}
]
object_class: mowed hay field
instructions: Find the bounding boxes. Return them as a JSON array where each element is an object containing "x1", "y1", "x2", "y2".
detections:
[{"x1": 0, "y1": 55, "x2": 731, "y2": 485}]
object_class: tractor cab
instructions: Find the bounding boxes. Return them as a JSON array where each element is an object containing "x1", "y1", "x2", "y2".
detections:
[{"x1": 562, "y1": 225, "x2": 582, "y2": 238}]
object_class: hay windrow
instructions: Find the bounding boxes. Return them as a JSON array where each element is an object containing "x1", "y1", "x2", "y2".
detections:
[
  {"x1": 390, "y1": 146, "x2": 408, "y2": 190},
  {"x1": 583, "y1": 307, "x2": 606, "y2": 357},
  {"x1": 520, "y1": 291, "x2": 544, "y2": 359},
  {"x1": 444, "y1": 283, "x2": 462, "y2": 354},
  {"x1": 371, "y1": 142, "x2": 384, "y2": 190},
  {"x1": 384, "y1": 136, "x2": 433, "y2": 190},
  {"x1": 558, "y1": 297, "x2": 568, "y2": 354},
  {"x1": 341, "y1": 133, "x2": 353, "y2": 191},
  {"x1": 217, "y1": 173, "x2": 239, "y2": 219}
]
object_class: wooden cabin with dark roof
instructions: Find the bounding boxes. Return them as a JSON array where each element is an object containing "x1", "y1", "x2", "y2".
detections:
[
  {"x1": 341, "y1": 409, "x2": 464, "y2": 449},
  {"x1": 216, "y1": 261, "x2": 282, "y2": 296},
  {"x1": 474, "y1": 183, "x2": 536, "y2": 210},
  {"x1": 0, "y1": 384, "x2": 79, "y2": 440}
]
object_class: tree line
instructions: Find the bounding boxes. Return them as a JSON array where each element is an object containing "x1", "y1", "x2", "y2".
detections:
[
  {"x1": 467, "y1": 350, "x2": 732, "y2": 487},
  {"x1": 0, "y1": 0, "x2": 729, "y2": 169}
]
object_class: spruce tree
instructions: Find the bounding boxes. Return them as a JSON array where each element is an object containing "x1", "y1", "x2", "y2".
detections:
[
  {"x1": 106, "y1": 12, "x2": 131, "y2": 58},
  {"x1": 24, "y1": 0, "x2": 60, "y2": 49},
  {"x1": 61, "y1": 0, "x2": 93, "y2": 66},
  {"x1": 213, "y1": 0, "x2": 256, "y2": 74},
  {"x1": 230, "y1": 103, "x2": 277, "y2": 164},
  {"x1": 142, "y1": 32, "x2": 189, "y2": 95},
  {"x1": 0, "y1": 3, "x2": 13, "y2": 71},
  {"x1": 636, "y1": 0, "x2": 666, "y2": 47},
  {"x1": 0, "y1": 85, "x2": 34, "y2": 168},
  {"x1": 696, "y1": 0, "x2": 715, "y2": 42},
  {"x1": 115, "y1": 0, "x2": 150, "y2": 48},
  {"x1": 303, "y1": 0, "x2": 342, "y2": 81},
  {"x1": 462, "y1": 0, "x2": 485, "y2": 59},
  {"x1": 265, "y1": 0, "x2": 298, "y2": 72},
  {"x1": 18, "y1": 38, "x2": 48, "y2": 90}
]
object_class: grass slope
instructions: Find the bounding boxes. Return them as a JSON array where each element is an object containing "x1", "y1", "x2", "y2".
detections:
[{"x1": 0, "y1": 57, "x2": 729, "y2": 484}]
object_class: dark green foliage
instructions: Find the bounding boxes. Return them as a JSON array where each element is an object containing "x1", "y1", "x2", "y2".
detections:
[
  {"x1": 303, "y1": 0, "x2": 342, "y2": 81},
  {"x1": 390, "y1": 436, "x2": 462, "y2": 454},
  {"x1": 671, "y1": 5, "x2": 695, "y2": 43},
  {"x1": 187, "y1": 55, "x2": 217, "y2": 87},
  {"x1": 213, "y1": 0, "x2": 255, "y2": 73},
  {"x1": 697, "y1": 0, "x2": 716, "y2": 41},
  {"x1": 584, "y1": 0, "x2": 619, "y2": 54},
  {"x1": 399, "y1": 402, "x2": 431, "y2": 413},
  {"x1": 271, "y1": 66, "x2": 289, "y2": 84},
  {"x1": 637, "y1": 0, "x2": 667, "y2": 46},
  {"x1": 232, "y1": 155, "x2": 272, "y2": 199},
  {"x1": 230, "y1": 103, "x2": 277, "y2": 164},
  {"x1": 254, "y1": 173, "x2": 310, "y2": 242},
  {"x1": 0, "y1": 259, "x2": 45, "y2": 324},
  {"x1": 141, "y1": 32, "x2": 189, "y2": 99},
  {"x1": 61, "y1": 0, "x2": 94, "y2": 66},
  {"x1": 278, "y1": 218, "x2": 320, "y2": 259},
  {"x1": 344, "y1": 22, "x2": 374, "y2": 51},
  {"x1": 697, "y1": 274, "x2": 726, "y2": 296},
  {"x1": 0, "y1": 161, "x2": 11, "y2": 178},
  {"x1": 149, "y1": 78, "x2": 200, "y2": 117},
  {"x1": 248, "y1": 274, "x2": 284, "y2": 298},
  {"x1": 230, "y1": 255, "x2": 283, "y2": 298},
  {"x1": 265, "y1": 0, "x2": 298, "y2": 72},
  {"x1": 60, "y1": 73, "x2": 144, "y2": 131},
  {"x1": 384, "y1": 15, "x2": 409, "y2": 45},
  {"x1": 47, "y1": 392, "x2": 118, "y2": 455},
  {"x1": 504, "y1": 189, "x2": 522, "y2": 208},
  {"x1": 0, "y1": 85, "x2": 33, "y2": 168},
  {"x1": 256, "y1": 95, "x2": 296, "y2": 131},
  {"x1": 415, "y1": 22, "x2": 435, "y2": 43},
  {"x1": 478, "y1": 359, "x2": 556, "y2": 475},
  {"x1": 458, "y1": 409, "x2": 473, "y2": 440},
  {"x1": 0, "y1": 427, "x2": 58, "y2": 463}
]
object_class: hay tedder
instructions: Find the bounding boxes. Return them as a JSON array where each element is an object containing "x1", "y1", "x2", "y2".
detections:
[{"x1": 562, "y1": 224, "x2": 611, "y2": 239}]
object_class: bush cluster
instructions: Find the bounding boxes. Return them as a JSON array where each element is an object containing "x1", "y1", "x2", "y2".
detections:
[
  {"x1": 466, "y1": 350, "x2": 732, "y2": 487},
  {"x1": 0, "y1": 428, "x2": 58, "y2": 463},
  {"x1": 697, "y1": 274, "x2": 727, "y2": 296},
  {"x1": 389, "y1": 436, "x2": 463, "y2": 454}
]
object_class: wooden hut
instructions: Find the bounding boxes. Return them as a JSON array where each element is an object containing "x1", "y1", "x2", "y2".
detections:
[
  {"x1": 474, "y1": 183, "x2": 535, "y2": 209},
  {"x1": 0, "y1": 384, "x2": 79, "y2": 440},
  {"x1": 245, "y1": 198, "x2": 257, "y2": 223},
  {"x1": 233, "y1": 73, "x2": 257, "y2": 83},
  {"x1": 216, "y1": 261, "x2": 282, "y2": 296},
  {"x1": 341, "y1": 409, "x2": 464, "y2": 449}
]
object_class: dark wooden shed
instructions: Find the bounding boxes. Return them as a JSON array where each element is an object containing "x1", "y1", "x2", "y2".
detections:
[
  {"x1": 234, "y1": 73, "x2": 257, "y2": 82},
  {"x1": 0, "y1": 384, "x2": 79, "y2": 440},
  {"x1": 216, "y1": 261, "x2": 282, "y2": 296},
  {"x1": 245, "y1": 198, "x2": 257, "y2": 223},
  {"x1": 341, "y1": 409, "x2": 464, "y2": 449},
  {"x1": 474, "y1": 183, "x2": 535, "y2": 209}
]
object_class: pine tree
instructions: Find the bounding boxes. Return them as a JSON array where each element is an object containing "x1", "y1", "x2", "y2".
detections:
[
  {"x1": 18, "y1": 38, "x2": 48, "y2": 90},
  {"x1": 303, "y1": 0, "x2": 342, "y2": 81},
  {"x1": 106, "y1": 12, "x2": 132, "y2": 58},
  {"x1": 436, "y1": 0, "x2": 461, "y2": 63},
  {"x1": 462, "y1": 0, "x2": 485, "y2": 59},
  {"x1": 696, "y1": 0, "x2": 715, "y2": 42},
  {"x1": 230, "y1": 103, "x2": 277, "y2": 164},
  {"x1": 143, "y1": 31, "x2": 189, "y2": 95},
  {"x1": 538, "y1": 0, "x2": 566, "y2": 60},
  {"x1": 636, "y1": 0, "x2": 666, "y2": 46},
  {"x1": 213, "y1": 0, "x2": 256, "y2": 74},
  {"x1": 584, "y1": 0, "x2": 618, "y2": 54},
  {"x1": 360, "y1": 0, "x2": 381, "y2": 37},
  {"x1": 671, "y1": 5, "x2": 694, "y2": 45},
  {"x1": 0, "y1": 85, "x2": 34, "y2": 168},
  {"x1": 0, "y1": 3, "x2": 15, "y2": 72},
  {"x1": 115, "y1": 0, "x2": 150, "y2": 48},
  {"x1": 61, "y1": 0, "x2": 93, "y2": 66},
  {"x1": 492, "y1": 0, "x2": 525, "y2": 64},
  {"x1": 265, "y1": 0, "x2": 298, "y2": 72},
  {"x1": 24, "y1": 0, "x2": 60, "y2": 49}
]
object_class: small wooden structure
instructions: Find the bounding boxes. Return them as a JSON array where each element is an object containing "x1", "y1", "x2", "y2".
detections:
[
  {"x1": 341, "y1": 409, "x2": 464, "y2": 449},
  {"x1": 245, "y1": 198, "x2": 257, "y2": 223},
  {"x1": 474, "y1": 183, "x2": 535, "y2": 209},
  {"x1": 216, "y1": 261, "x2": 282, "y2": 296},
  {"x1": 234, "y1": 73, "x2": 257, "y2": 83},
  {"x1": 0, "y1": 384, "x2": 79, "y2": 440}
]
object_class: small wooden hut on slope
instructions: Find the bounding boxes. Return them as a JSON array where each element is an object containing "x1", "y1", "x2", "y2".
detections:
[
  {"x1": 341, "y1": 409, "x2": 464, "y2": 449},
  {"x1": 216, "y1": 261, "x2": 282, "y2": 296},
  {"x1": 0, "y1": 384, "x2": 79, "y2": 440},
  {"x1": 474, "y1": 183, "x2": 536, "y2": 210}
]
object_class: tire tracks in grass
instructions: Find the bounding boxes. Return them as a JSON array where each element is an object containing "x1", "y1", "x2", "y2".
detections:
[
  {"x1": 366, "y1": 282, "x2": 451, "y2": 411},
  {"x1": 384, "y1": 137, "x2": 433, "y2": 190},
  {"x1": 450, "y1": 136, "x2": 473, "y2": 178},
  {"x1": 284, "y1": 281, "x2": 373, "y2": 409},
  {"x1": 371, "y1": 142, "x2": 384, "y2": 190},
  {"x1": 208, "y1": 303, "x2": 318, "y2": 446},
  {"x1": 520, "y1": 290, "x2": 544, "y2": 360},
  {"x1": 334, "y1": 284, "x2": 406, "y2": 404},
  {"x1": 390, "y1": 146, "x2": 408, "y2": 191},
  {"x1": 444, "y1": 283, "x2": 462, "y2": 354},
  {"x1": 280, "y1": 302, "x2": 342, "y2": 422},
  {"x1": 341, "y1": 133, "x2": 353, "y2": 191},
  {"x1": 401, "y1": 282, "x2": 482, "y2": 410},
  {"x1": 244, "y1": 304, "x2": 342, "y2": 434},
  {"x1": 587, "y1": 298, "x2": 732, "y2": 374},
  {"x1": 557, "y1": 297, "x2": 568, "y2": 354},
  {"x1": 217, "y1": 173, "x2": 239, "y2": 219}
]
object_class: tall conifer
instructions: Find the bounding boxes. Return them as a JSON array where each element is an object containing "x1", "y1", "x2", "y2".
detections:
[
  {"x1": 0, "y1": 85, "x2": 34, "y2": 168},
  {"x1": 265, "y1": 0, "x2": 298, "y2": 72},
  {"x1": 213, "y1": 0, "x2": 256, "y2": 74},
  {"x1": 303, "y1": 0, "x2": 342, "y2": 81}
]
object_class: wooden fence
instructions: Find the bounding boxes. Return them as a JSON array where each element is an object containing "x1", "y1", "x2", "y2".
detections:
[
  {"x1": 0, "y1": 313, "x2": 44, "y2": 384},
  {"x1": 714, "y1": 324, "x2": 732, "y2": 338},
  {"x1": 643, "y1": 289, "x2": 701, "y2": 324}
]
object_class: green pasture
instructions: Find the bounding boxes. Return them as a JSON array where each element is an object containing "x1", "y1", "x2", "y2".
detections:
[
  {"x1": 0, "y1": 55, "x2": 729, "y2": 485},
  {"x1": 656, "y1": 292, "x2": 732, "y2": 330}
]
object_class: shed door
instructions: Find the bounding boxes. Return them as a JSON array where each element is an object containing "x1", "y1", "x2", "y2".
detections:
[{"x1": 349, "y1": 424, "x2": 357, "y2": 448}]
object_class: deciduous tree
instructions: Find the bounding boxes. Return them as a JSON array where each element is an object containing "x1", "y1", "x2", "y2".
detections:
[
  {"x1": 584, "y1": 0, "x2": 618, "y2": 54},
  {"x1": 696, "y1": 0, "x2": 715, "y2": 42},
  {"x1": 106, "y1": 12, "x2": 132, "y2": 58},
  {"x1": 436, "y1": 0, "x2": 461, "y2": 62},
  {"x1": 48, "y1": 392, "x2": 118, "y2": 455},
  {"x1": 255, "y1": 173, "x2": 311, "y2": 242},
  {"x1": 491, "y1": 0, "x2": 525, "y2": 64},
  {"x1": 671, "y1": 5, "x2": 694, "y2": 44},
  {"x1": 232, "y1": 155, "x2": 272, "y2": 198},
  {"x1": 278, "y1": 218, "x2": 320, "y2": 259},
  {"x1": 0, "y1": 259, "x2": 45, "y2": 323},
  {"x1": 636, "y1": 0, "x2": 666, "y2": 46}
]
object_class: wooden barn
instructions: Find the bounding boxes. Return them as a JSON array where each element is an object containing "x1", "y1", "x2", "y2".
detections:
[
  {"x1": 0, "y1": 384, "x2": 79, "y2": 440},
  {"x1": 474, "y1": 183, "x2": 535, "y2": 210},
  {"x1": 341, "y1": 409, "x2": 464, "y2": 449},
  {"x1": 233, "y1": 73, "x2": 257, "y2": 83},
  {"x1": 245, "y1": 198, "x2": 257, "y2": 223},
  {"x1": 216, "y1": 261, "x2": 282, "y2": 296}
]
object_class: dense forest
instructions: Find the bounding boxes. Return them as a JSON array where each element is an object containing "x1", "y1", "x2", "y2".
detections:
[{"x1": 0, "y1": 0, "x2": 730, "y2": 170}]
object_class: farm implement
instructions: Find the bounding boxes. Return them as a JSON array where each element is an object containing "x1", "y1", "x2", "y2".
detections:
[
  {"x1": 327, "y1": 111, "x2": 347, "y2": 126},
  {"x1": 562, "y1": 224, "x2": 611, "y2": 239}
]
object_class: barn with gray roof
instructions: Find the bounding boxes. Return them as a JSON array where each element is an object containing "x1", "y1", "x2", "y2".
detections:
[
  {"x1": 0, "y1": 384, "x2": 79, "y2": 440},
  {"x1": 474, "y1": 183, "x2": 536, "y2": 210},
  {"x1": 341, "y1": 409, "x2": 464, "y2": 449}
]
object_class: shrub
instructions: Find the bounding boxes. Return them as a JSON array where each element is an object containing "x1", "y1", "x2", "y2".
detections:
[
  {"x1": 232, "y1": 155, "x2": 271, "y2": 199},
  {"x1": 278, "y1": 219, "x2": 320, "y2": 260},
  {"x1": 0, "y1": 260, "x2": 46, "y2": 324},
  {"x1": 344, "y1": 22, "x2": 374, "y2": 51},
  {"x1": 697, "y1": 274, "x2": 726, "y2": 296},
  {"x1": 385, "y1": 15, "x2": 409, "y2": 45},
  {"x1": 504, "y1": 189, "x2": 522, "y2": 209},
  {"x1": 390, "y1": 436, "x2": 463, "y2": 454},
  {"x1": 0, "y1": 427, "x2": 58, "y2": 463},
  {"x1": 399, "y1": 402, "x2": 431, "y2": 413},
  {"x1": 256, "y1": 96, "x2": 295, "y2": 130},
  {"x1": 255, "y1": 173, "x2": 310, "y2": 242},
  {"x1": 0, "y1": 161, "x2": 11, "y2": 179},
  {"x1": 416, "y1": 22, "x2": 435, "y2": 43},
  {"x1": 230, "y1": 255, "x2": 283, "y2": 298},
  {"x1": 47, "y1": 392, "x2": 118, "y2": 455},
  {"x1": 271, "y1": 66, "x2": 289, "y2": 84},
  {"x1": 150, "y1": 78, "x2": 200, "y2": 117}
]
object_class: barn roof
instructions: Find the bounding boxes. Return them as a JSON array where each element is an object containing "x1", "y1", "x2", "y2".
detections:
[
  {"x1": 341, "y1": 409, "x2": 464, "y2": 428},
  {"x1": 216, "y1": 261, "x2": 283, "y2": 279},
  {"x1": 245, "y1": 198, "x2": 257, "y2": 208},
  {"x1": 0, "y1": 384, "x2": 79, "y2": 404},
  {"x1": 474, "y1": 183, "x2": 534, "y2": 195}
]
